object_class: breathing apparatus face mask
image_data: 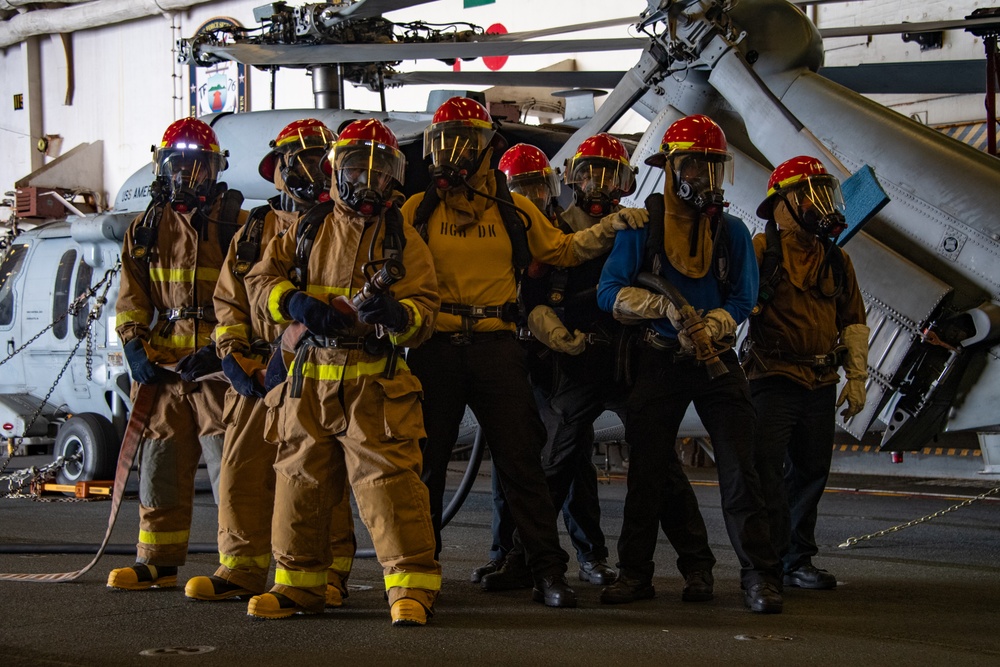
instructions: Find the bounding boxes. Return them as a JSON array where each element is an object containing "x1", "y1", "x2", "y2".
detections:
[
  {"x1": 279, "y1": 147, "x2": 330, "y2": 204},
  {"x1": 779, "y1": 177, "x2": 847, "y2": 240},
  {"x1": 564, "y1": 157, "x2": 632, "y2": 217},
  {"x1": 154, "y1": 149, "x2": 224, "y2": 213},
  {"x1": 671, "y1": 154, "x2": 730, "y2": 215},
  {"x1": 423, "y1": 123, "x2": 495, "y2": 190},
  {"x1": 508, "y1": 172, "x2": 559, "y2": 218},
  {"x1": 333, "y1": 142, "x2": 403, "y2": 217}
]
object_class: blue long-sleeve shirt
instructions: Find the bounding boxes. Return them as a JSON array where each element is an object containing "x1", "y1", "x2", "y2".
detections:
[{"x1": 597, "y1": 212, "x2": 759, "y2": 340}]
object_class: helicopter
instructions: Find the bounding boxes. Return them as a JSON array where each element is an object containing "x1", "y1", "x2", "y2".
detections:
[
  {"x1": 174, "y1": 0, "x2": 1000, "y2": 468},
  {"x1": 3, "y1": 0, "x2": 1000, "y2": 488}
]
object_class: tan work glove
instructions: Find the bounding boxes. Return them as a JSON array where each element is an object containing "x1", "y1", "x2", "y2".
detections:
[
  {"x1": 612, "y1": 286, "x2": 674, "y2": 325},
  {"x1": 677, "y1": 308, "x2": 735, "y2": 354},
  {"x1": 606, "y1": 208, "x2": 649, "y2": 230},
  {"x1": 837, "y1": 323, "x2": 870, "y2": 418},
  {"x1": 527, "y1": 305, "x2": 586, "y2": 355},
  {"x1": 570, "y1": 208, "x2": 650, "y2": 261}
]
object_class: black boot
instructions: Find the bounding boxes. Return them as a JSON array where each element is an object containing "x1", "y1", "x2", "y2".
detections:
[
  {"x1": 481, "y1": 553, "x2": 533, "y2": 591},
  {"x1": 681, "y1": 570, "x2": 714, "y2": 602},
  {"x1": 578, "y1": 559, "x2": 618, "y2": 585},
  {"x1": 599, "y1": 574, "x2": 655, "y2": 604},
  {"x1": 470, "y1": 559, "x2": 501, "y2": 584},
  {"x1": 744, "y1": 582, "x2": 783, "y2": 614},
  {"x1": 532, "y1": 574, "x2": 577, "y2": 608}
]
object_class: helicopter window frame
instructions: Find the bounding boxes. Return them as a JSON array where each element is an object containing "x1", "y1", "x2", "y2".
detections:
[
  {"x1": 0, "y1": 243, "x2": 29, "y2": 328},
  {"x1": 72, "y1": 258, "x2": 94, "y2": 340},
  {"x1": 52, "y1": 248, "x2": 77, "y2": 340}
]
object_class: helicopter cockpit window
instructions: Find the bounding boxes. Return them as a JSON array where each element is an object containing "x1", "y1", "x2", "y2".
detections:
[
  {"x1": 52, "y1": 249, "x2": 77, "y2": 340},
  {"x1": 73, "y1": 259, "x2": 94, "y2": 340},
  {"x1": 0, "y1": 244, "x2": 29, "y2": 328}
]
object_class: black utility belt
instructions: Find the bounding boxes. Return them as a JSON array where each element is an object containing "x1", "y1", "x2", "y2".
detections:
[
  {"x1": 165, "y1": 306, "x2": 216, "y2": 323},
  {"x1": 642, "y1": 328, "x2": 681, "y2": 352},
  {"x1": 441, "y1": 302, "x2": 519, "y2": 322},
  {"x1": 302, "y1": 333, "x2": 391, "y2": 356},
  {"x1": 434, "y1": 330, "x2": 515, "y2": 346},
  {"x1": 763, "y1": 346, "x2": 845, "y2": 369}
]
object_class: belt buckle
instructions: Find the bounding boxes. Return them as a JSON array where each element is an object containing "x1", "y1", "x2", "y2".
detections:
[
  {"x1": 469, "y1": 306, "x2": 486, "y2": 318},
  {"x1": 449, "y1": 332, "x2": 473, "y2": 346}
]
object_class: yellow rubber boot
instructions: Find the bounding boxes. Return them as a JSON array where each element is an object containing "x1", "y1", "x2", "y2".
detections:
[
  {"x1": 185, "y1": 575, "x2": 254, "y2": 601},
  {"x1": 107, "y1": 564, "x2": 178, "y2": 591},
  {"x1": 390, "y1": 599, "x2": 428, "y2": 627},
  {"x1": 325, "y1": 584, "x2": 348, "y2": 608},
  {"x1": 247, "y1": 592, "x2": 311, "y2": 620}
]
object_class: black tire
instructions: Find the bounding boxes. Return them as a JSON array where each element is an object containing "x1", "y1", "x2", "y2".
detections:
[{"x1": 54, "y1": 413, "x2": 120, "y2": 486}]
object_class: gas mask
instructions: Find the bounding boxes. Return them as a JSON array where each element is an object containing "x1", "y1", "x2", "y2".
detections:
[
  {"x1": 154, "y1": 152, "x2": 223, "y2": 213},
  {"x1": 279, "y1": 147, "x2": 330, "y2": 205},
  {"x1": 671, "y1": 155, "x2": 728, "y2": 215},
  {"x1": 564, "y1": 156, "x2": 632, "y2": 218},
  {"x1": 779, "y1": 178, "x2": 847, "y2": 240},
  {"x1": 334, "y1": 147, "x2": 399, "y2": 217},
  {"x1": 424, "y1": 124, "x2": 494, "y2": 191}
]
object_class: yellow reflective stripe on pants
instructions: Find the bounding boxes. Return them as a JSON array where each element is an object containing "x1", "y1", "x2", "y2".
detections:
[
  {"x1": 275, "y1": 568, "x2": 328, "y2": 589},
  {"x1": 138, "y1": 529, "x2": 190, "y2": 545},
  {"x1": 287, "y1": 357, "x2": 410, "y2": 381},
  {"x1": 220, "y1": 553, "x2": 271, "y2": 570},
  {"x1": 305, "y1": 285, "x2": 352, "y2": 298},
  {"x1": 329, "y1": 557, "x2": 353, "y2": 573},
  {"x1": 150, "y1": 332, "x2": 197, "y2": 349},
  {"x1": 384, "y1": 572, "x2": 442, "y2": 591}
]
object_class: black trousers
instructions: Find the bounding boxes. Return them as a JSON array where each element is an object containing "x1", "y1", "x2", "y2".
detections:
[
  {"x1": 408, "y1": 334, "x2": 569, "y2": 578},
  {"x1": 750, "y1": 375, "x2": 836, "y2": 572},
  {"x1": 618, "y1": 346, "x2": 781, "y2": 588}
]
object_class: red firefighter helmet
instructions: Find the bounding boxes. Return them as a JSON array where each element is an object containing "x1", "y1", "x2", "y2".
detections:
[
  {"x1": 499, "y1": 144, "x2": 560, "y2": 212},
  {"x1": 258, "y1": 118, "x2": 336, "y2": 182},
  {"x1": 645, "y1": 114, "x2": 730, "y2": 168},
  {"x1": 329, "y1": 119, "x2": 406, "y2": 215},
  {"x1": 646, "y1": 115, "x2": 732, "y2": 211},
  {"x1": 423, "y1": 97, "x2": 501, "y2": 169},
  {"x1": 563, "y1": 133, "x2": 636, "y2": 196},
  {"x1": 152, "y1": 118, "x2": 228, "y2": 211},
  {"x1": 757, "y1": 155, "x2": 846, "y2": 237}
]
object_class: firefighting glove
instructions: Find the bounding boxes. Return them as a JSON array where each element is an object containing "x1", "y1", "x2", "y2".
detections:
[
  {"x1": 703, "y1": 308, "x2": 736, "y2": 342},
  {"x1": 285, "y1": 290, "x2": 354, "y2": 336},
  {"x1": 123, "y1": 338, "x2": 162, "y2": 385},
  {"x1": 221, "y1": 352, "x2": 266, "y2": 399},
  {"x1": 527, "y1": 305, "x2": 586, "y2": 356},
  {"x1": 837, "y1": 323, "x2": 870, "y2": 418},
  {"x1": 606, "y1": 207, "x2": 649, "y2": 231},
  {"x1": 677, "y1": 308, "x2": 735, "y2": 355},
  {"x1": 175, "y1": 342, "x2": 223, "y2": 382},
  {"x1": 611, "y1": 286, "x2": 675, "y2": 325},
  {"x1": 264, "y1": 348, "x2": 287, "y2": 393},
  {"x1": 357, "y1": 293, "x2": 410, "y2": 333}
]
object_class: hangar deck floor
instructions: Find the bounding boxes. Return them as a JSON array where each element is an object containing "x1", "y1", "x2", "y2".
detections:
[{"x1": 1, "y1": 460, "x2": 998, "y2": 667}]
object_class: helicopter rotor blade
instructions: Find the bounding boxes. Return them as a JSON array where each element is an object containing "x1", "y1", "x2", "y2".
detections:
[{"x1": 202, "y1": 37, "x2": 647, "y2": 67}]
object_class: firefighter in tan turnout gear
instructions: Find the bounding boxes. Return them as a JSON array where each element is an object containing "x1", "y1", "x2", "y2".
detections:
[
  {"x1": 109, "y1": 117, "x2": 244, "y2": 591},
  {"x1": 183, "y1": 119, "x2": 356, "y2": 607},
  {"x1": 244, "y1": 119, "x2": 441, "y2": 625}
]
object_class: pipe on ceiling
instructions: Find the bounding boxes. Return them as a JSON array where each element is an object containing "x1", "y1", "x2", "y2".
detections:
[{"x1": 0, "y1": 0, "x2": 216, "y2": 49}]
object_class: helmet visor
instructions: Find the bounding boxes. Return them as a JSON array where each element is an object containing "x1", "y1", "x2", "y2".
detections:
[
  {"x1": 564, "y1": 156, "x2": 635, "y2": 196},
  {"x1": 154, "y1": 148, "x2": 226, "y2": 190},
  {"x1": 784, "y1": 175, "x2": 846, "y2": 236},
  {"x1": 508, "y1": 171, "x2": 560, "y2": 213},
  {"x1": 282, "y1": 146, "x2": 331, "y2": 185},
  {"x1": 423, "y1": 121, "x2": 495, "y2": 168},
  {"x1": 331, "y1": 140, "x2": 406, "y2": 193},
  {"x1": 672, "y1": 154, "x2": 732, "y2": 192}
]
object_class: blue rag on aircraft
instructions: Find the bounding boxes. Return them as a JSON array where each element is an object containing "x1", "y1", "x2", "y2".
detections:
[{"x1": 839, "y1": 165, "x2": 890, "y2": 246}]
